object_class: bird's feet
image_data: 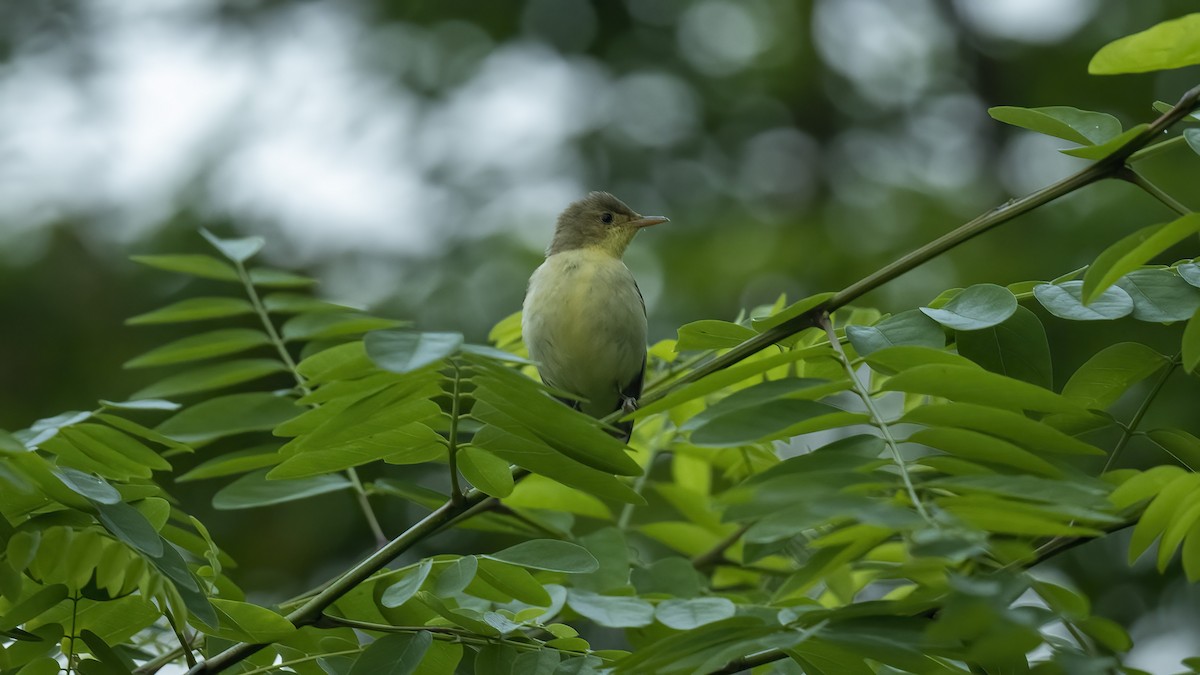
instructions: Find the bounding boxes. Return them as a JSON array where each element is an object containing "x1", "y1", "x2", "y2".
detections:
[{"x1": 621, "y1": 395, "x2": 639, "y2": 416}]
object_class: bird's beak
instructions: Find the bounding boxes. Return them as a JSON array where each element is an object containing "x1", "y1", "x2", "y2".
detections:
[{"x1": 630, "y1": 215, "x2": 669, "y2": 229}]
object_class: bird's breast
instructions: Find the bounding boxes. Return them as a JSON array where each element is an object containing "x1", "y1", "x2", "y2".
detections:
[{"x1": 522, "y1": 250, "x2": 647, "y2": 415}]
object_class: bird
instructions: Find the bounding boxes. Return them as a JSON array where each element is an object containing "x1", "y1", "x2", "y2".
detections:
[{"x1": 522, "y1": 192, "x2": 668, "y2": 441}]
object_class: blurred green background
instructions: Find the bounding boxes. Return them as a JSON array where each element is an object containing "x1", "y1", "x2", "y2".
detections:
[{"x1": 3, "y1": 0, "x2": 1200, "y2": 670}]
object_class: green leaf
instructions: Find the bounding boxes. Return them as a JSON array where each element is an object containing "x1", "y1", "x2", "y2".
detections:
[
  {"x1": 675, "y1": 320, "x2": 755, "y2": 351},
  {"x1": 1129, "y1": 473, "x2": 1200, "y2": 564},
  {"x1": 689, "y1": 399, "x2": 848, "y2": 447},
  {"x1": 475, "y1": 559, "x2": 553, "y2": 606},
  {"x1": 750, "y1": 292, "x2": 835, "y2": 331},
  {"x1": 486, "y1": 540, "x2": 599, "y2": 573},
  {"x1": 434, "y1": 556, "x2": 478, "y2": 595},
  {"x1": 60, "y1": 424, "x2": 171, "y2": 475},
  {"x1": 862, "y1": 345, "x2": 977, "y2": 374},
  {"x1": 348, "y1": 632, "x2": 432, "y2": 675},
  {"x1": 1081, "y1": 215, "x2": 1200, "y2": 304},
  {"x1": 212, "y1": 470, "x2": 352, "y2": 509},
  {"x1": 54, "y1": 467, "x2": 122, "y2": 504},
  {"x1": 1078, "y1": 616, "x2": 1132, "y2": 652},
  {"x1": 366, "y1": 331, "x2": 465, "y2": 373},
  {"x1": 680, "y1": 378, "x2": 841, "y2": 432},
  {"x1": 880, "y1": 364, "x2": 1082, "y2": 413},
  {"x1": 206, "y1": 599, "x2": 295, "y2": 643},
  {"x1": 1117, "y1": 268, "x2": 1200, "y2": 322},
  {"x1": 1180, "y1": 262, "x2": 1200, "y2": 288},
  {"x1": 988, "y1": 106, "x2": 1122, "y2": 145},
  {"x1": 1034, "y1": 281, "x2": 1133, "y2": 320},
  {"x1": 566, "y1": 590, "x2": 654, "y2": 628},
  {"x1": 1089, "y1": 13, "x2": 1200, "y2": 74},
  {"x1": 125, "y1": 297, "x2": 254, "y2": 325},
  {"x1": 844, "y1": 309, "x2": 945, "y2": 357},
  {"x1": 200, "y1": 228, "x2": 265, "y2": 263},
  {"x1": 130, "y1": 254, "x2": 238, "y2": 281},
  {"x1": 98, "y1": 399, "x2": 181, "y2": 412},
  {"x1": 1148, "y1": 428, "x2": 1200, "y2": 470},
  {"x1": 919, "y1": 284, "x2": 1017, "y2": 331},
  {"x1": 909, "y1": 427, "x2": 1062, "y2": 477},
  {"x1": 630, "y1": 344, "x2": 834, "y2": 419},
  {"x1": 954, "y1": 305, "x2": 1052, "y2": 388},
  {"x1": 902, "y1": 403, "x2": 1103, "y2": 456},
  {"x1": 1061, "y1": 342, "x2": 1168, "y2": 410},
  {"x1": 249, "y1": 268, "x2": 318, "y2": 288},
  {"x1": 270, "y1": 429, "x2": 443, "y2": 479},
  {"x1": 79, "y1": 629, "x2": 135, "y2": 674},
  {"x1": 470, "y1": 423, "x2": 644, "y2": 504},
  {"x1": 1183, "y1": 310, "x2": 1200, "y2": 375},
  {"x1": 95, "y1": 502, "x2": 164, "y2": 557},
  {"x1": 1060, "y1": 124, "x2": 1148, "y2": 159},
  {"x1": 282, "y1": 312, "x2": 402, "y2": 342},
  {"x1": 124, "y1": 329, "x2": 270, "y2": 368},
  {"x1": 654, "y1": 598, "x2": 736, "y2": 630},
  {"x1": 262, "y1": 293, "x2": 349, "y2": 314},
  {"x1": 1032, "y1": 581, "x2": 1090, "y2": 620},
  {"x1": 156, "y1": 393, "x2": 300, "y2": 444},
  {"x1": 380, "y1": 561, "x2": 434, "y2": 609},
  {"x1": 177, "y1": 446, "x2": 281, "y2": 482},
  {"x1": 1187, "y1": 128, "x2": 1200, "y2": 156},
  {"x1": 457, "y1": 446, "x2": 515, "y2": 498},
  {"x1": 132, "y1": 359, "x2": 286, "y2": 400},
  {"x1": 0, "y1": 583, "x2": 68, "y2": 631}
]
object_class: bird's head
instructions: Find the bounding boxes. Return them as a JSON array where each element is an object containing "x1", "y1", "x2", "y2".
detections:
[{"x1": 547, "y1": 191, "x2": 668, "y2": 258}]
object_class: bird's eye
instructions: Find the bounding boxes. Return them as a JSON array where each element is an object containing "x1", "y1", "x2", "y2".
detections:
[{"x1": 600, "y1": 212, "x2": 613, "y2": 224}]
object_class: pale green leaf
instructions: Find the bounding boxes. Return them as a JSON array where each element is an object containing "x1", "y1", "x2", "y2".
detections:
[
  {"x1": 918, "y1": 283, "x2": 1017, "y2": 331},
  {"x1": 365, "y1": 331, "x2": 465, "y2": 373},
  {"x1": 125, "y1": 297, "x2": 254, "y2": 325},
  {"x1": 124, "y1": 329, "x2": 271, "y2": 369},
  {"x1": 130, "y1": 254, "x2": 237, "y2": 281},
  {"x1": 1034, "y1": 281, "x2": 1133, "y2": 321},
  {"x1": 485, "y1": 540, "x2": 598, "y2": 573},
  {"x1": 1081, "y1": 215, "x2": 1200, "y2": 304},
  {"x1": 988, "y1": 106, "x2": 1121, "y2": 145},
  {"x1": 1089, "y1": 14, "x2": 1200, "y2": 74},
  {"x1": 200, "y1": 228, "x2": 265, "y2": 263}
]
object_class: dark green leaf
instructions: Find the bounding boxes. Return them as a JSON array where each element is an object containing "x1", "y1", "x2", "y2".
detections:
[
  {"x1": 60, "y1": 424, "x2": 171, "y2": 475},
  {"x1": 79, "y1": 629, "x2": 135, "y2": 674},
  {"x1": 1148, "y1": 428, "x2": 1200, "y2": 470},
  {"x1": 1116, "y1": 268, "x2": 1200, "y2": 322},
  {"x1": 177, "y1": 446, "x2": 281, "y2": 482},
  {"x1": 269, "y1": 423, "x2": 443, "y2": 480},
  {"x1": 381, "y1": 561, "x2": 434, "y2": 609},
  {"x1": 125, "y1": 297, "x2": 254, "y2": 325},
  {"x1": 200, "y1": 228, "x2": 265, "y2": 263},
  {"x1": 213, "y1": 470, "x2": 352, "y2": 509},
  {"x1": 54, "y1": 468, "x2": 121, "y2": 504},
  {"x1": 262, "y1": 293, "x2": 349, "y2": 314},
  {"x1": 156, "y1": 393, "x2": 300, "y2": 444},
  {"x1": 902, "y1": 403, "x2": 1103, "y2": 456},
  {"x1": 654, "y1": 598, "x2": 736, "y2": 630},
  {"x1": 434, "y1": 556, "x2": 478, "y2": 595},
  {"x1": 132, "y1": 359, "x2": 286, "y2": 400},
  {"x1": 1089, "y1": 13, "x2": 1200, "y2": 74},
  {"x1": 690, "y1": 399, "x2": 849, "y2": 447},
  {"x1": 680, "y1": 379, "x2": 841, "y2": 432},
  {"x1": 249, "y1": 268, "x2": 317, "y2": 287},
  {"x1": 486, "y1": 540, "x2": 599, "y2": 573},
  {"x1": 908, "y1": 427, "x2": 1062, "y2": 477},
  {"x1": 566, "y1": 590, "x2": 654, "y2": 628},
  {"x1": 845, "y1": 309, "x2": 944, "y2": 357},
  {"x1": 1187, "y1": 128, "x2": 1200, "y2": 155},
  {"x1": 987, "y1": 106, "x2": 1121, "y2": 145},
  {"x1": 98, "y1": 399, "x2": 181, "y2": 412},
  {"x1": 365, "y1": 331, "x2": 465, "y2": 373},
  {"x1": 862, "y1": 345, "x2": 977, "y2": 374},
  {"x1": 1060, "y1": 342, "x2": 1167, "y2": 410},
  {"x1": 124, "y1": 329, "x2": 271, "y2": 368},
  {"x1": 130, "y1": 254, "x2": 238, "y2": 281},
  {"x1": 206, "y1": 599, "x2": 295, "y2": 643},
  {"x1": 880, "y1": 364, "x2": 1082, "y2": 413},
  {"x1": 95, "y1": 502, "x2": 164, "y2": 557},
  {"x1": 1082, "y1": 215, "x2": 1200, "y2": 303},
  {"x1": 919, "y1": 283, "x2": 1017, "y2": 331},
  {"x1": 282, "y1": 312, "x2": 402, "y2": 342},
  {"x1": 1060, "y1": 125, "x2": 1148, "y2": 159},
  {"x1": 1034, "y1": 281, "x2": 1133, "y2": 320},
  {"x1": 457, "y1": 446, "x2": 515, "y2": 498},
  {"x1": 0, "y1": 584, "x2": 68, "y2": 631},
  {"x1": 675, "y1": 320, "x2": 755, "y2": 350},
  {"x1": 954, "y1": 305, "x2": 1051, "y2": 388}
]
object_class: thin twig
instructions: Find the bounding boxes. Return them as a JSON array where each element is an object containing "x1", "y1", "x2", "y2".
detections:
[
  {"x1": 691, "y1": 523, "x2": 750, "y2": 571},
  {"x1": 233, "y1": 259, "x2": 388, "y2": 547},
  {"x1": 820, "y1": 314, "x2": 931, "y2": 524},
  {"x1": 1103, "y1": 353, "x2": 1180, "y2": 473},
  {"x1": 1118, "y1": 167, "x2": 1192, "y2": 215}
]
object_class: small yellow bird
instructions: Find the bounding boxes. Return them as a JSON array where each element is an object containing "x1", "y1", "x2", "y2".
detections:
[{"x1": 522, "y1": 192, "x2": 668, "y2": 440}]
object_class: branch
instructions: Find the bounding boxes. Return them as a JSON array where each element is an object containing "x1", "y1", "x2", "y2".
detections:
[
  {"x1": 1103, "y1": 352, "x2": 1181, "y2": 472},
  {"x1": 186, "y1": 490, "x2": 493, "y2": 674},
  {"x1": 692, "y1": 523, "x2": 750, "y2": 571},
  {"x1": 1117, "y1": 167, "x2": 1192, "y2": 216},
  {"x1": 632, "y1": 83, "x2": 1200, "y2": 413}
]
